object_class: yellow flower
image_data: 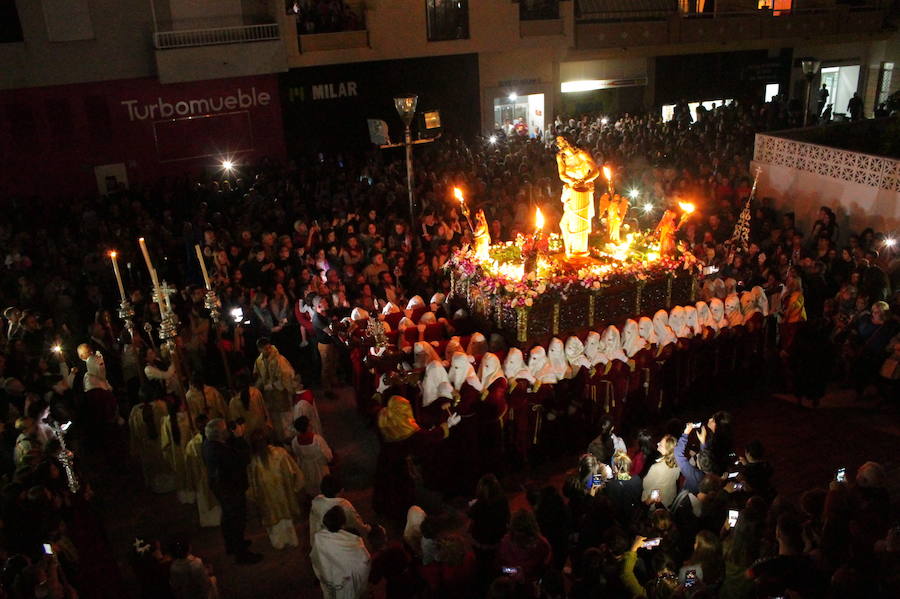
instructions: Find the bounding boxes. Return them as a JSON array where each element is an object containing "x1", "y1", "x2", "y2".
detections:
[{"x1": 525, "y1": 297, "x2": 533, "y2": 307}]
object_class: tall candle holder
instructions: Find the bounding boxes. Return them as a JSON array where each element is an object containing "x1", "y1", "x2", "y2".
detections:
[
  {"x1": 117, "y1": 299, "x2": 136, "y2": 338},
  {"x1": 204, "y1": 289, "x2": 222, "y2": 324}
]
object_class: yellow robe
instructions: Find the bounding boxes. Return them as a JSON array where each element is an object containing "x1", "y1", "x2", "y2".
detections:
[
  {"x1": 161, "y1": 411, "x2": 196, "y2": 504},
  {"x1": 128, "y1": 401, "x2": 175, "y2": 494},
  {"x1": 227, "y1": 387, "x2": 270, "y2": 437},
  {"x1": 186, "y1": 385, "x2": 229, "y2": 422},
  {"x1": 253, "y1": 350, "x2": 297, "y2": 441},
  {"x1": 247, "y1": 446, "x2": 304, "y2": 549},
  {"x1": 185, "y1": 433, "x2": 222, "y2": 527}
]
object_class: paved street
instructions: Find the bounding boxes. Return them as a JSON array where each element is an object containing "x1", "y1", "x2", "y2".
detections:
[{"x1": 90, "y1": 385, "x2": 900, "y2": 599}]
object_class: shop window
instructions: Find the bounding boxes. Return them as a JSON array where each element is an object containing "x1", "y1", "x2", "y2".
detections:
[
  {"x1": 877, "y1": 62, "x2": 894, "y2": 106},
  {"x1": 426, "y1": 0, "x2": 468, "y2": 41},
  {"x1": 0, "y1": 0, "x2": 23, "y2": 43}
]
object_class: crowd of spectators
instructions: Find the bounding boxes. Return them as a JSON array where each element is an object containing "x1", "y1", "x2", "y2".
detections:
[{"x1": 0, "y1": 96, "x2": 897, "y2": 598}]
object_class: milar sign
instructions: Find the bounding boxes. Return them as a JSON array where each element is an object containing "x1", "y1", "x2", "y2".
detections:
[{"x1": 289, "y1": 81, "x2": 359, "y2": 102}]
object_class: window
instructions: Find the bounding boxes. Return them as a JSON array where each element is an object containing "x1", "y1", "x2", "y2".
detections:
[
  {"x1": 426, "y1": 0, "x2": 468, "y2": 41},
  {"x1": 765, "y1": 83, "x2": 780, "y2": 103},
  {"x1": 520, "y1": 0, "x2": 558, "y2": 21}
]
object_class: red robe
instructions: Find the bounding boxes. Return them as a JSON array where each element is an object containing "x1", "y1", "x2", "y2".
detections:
[
  {"x1": 373, "y1": 424, "x2": 447, "y2": 521},
  {"x1": 477, "y1": 378, "x2": 508, "y2": 478}
]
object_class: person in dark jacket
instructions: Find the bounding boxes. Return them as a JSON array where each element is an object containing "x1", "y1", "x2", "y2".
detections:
[{"x1": 202, "y1": 418, "x2": 262, "y2": 564}]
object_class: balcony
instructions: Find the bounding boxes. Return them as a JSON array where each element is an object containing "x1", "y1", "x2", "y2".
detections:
[
  {"x1": 154, "y1": 23, "x2": 280, "y2": 49},
  {"x1": 152, "y1": 22, "x2": 287, "y2": 84},
  {"x1": 519, "y1": 0, "x2": 565, "y2": 37},
  {"x1": 575, "y1": 0, "x2": 889, "y2": 50}
]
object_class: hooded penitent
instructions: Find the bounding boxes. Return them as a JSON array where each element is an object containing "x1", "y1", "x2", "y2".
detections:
[
  {"x1": 652, "y1": 310, "x2": 677, "y2": 348},
  {"x1": 621, "y1": 319, "x2": 645, "y2": 358},
  {"x1": 638, "y1": 317, "x2": 658, "y2": 345},
  {"x1": 478, "y1": 353, "x2": 506, "y2": 389},
  {"x1": 449, "y1": 352, "x2": 483, "y2": 392},
  {"x1": 602, "y1": 326, "x2": 628, "y2": 363},
  {"x1": 709, "y1": 298, "x2": 728, "y2": 331},
  {"x1": 583, "y1": 331, "x2": 606, "y2": 367},
  {"x1": 668, "y1": 306, "x2": 691, "y2": 338},
  {"x1": 564, "y1": 336, "x2": 591, "y2": 375},
  {"x1": 421, "y1": 361, "x2": 451, "y2": 408},
  {"x1": 724, "y1": 293, "x2": 744, "y2": 327},
  {"x1": 503, "y1": 348, "x2": 535, "y2": 384}
]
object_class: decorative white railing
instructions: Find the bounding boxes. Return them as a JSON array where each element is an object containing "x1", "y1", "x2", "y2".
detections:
[
  {"x1": 754, "y1": 133, "x2": 900, "y2": 193},
  {"x1": 154, "y1": 23, "x2": 280, "y2": 50}
]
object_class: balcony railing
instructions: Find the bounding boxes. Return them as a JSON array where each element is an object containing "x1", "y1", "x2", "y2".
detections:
[
  {"x1": 576, "y1": 0, "x2": 889, "y2": 22},
  {"x1": 154, "y1": 23, "x2": 280, "y2": 50}
]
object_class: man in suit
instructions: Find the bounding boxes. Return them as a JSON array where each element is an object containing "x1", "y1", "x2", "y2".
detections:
[{"x1": 202, "y1": 418, "x2": 262, "y2": 564}]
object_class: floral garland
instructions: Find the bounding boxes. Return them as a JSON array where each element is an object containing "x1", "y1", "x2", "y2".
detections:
[{"x1": 446, "y1": 244, "x2": 697, "y2": 308}]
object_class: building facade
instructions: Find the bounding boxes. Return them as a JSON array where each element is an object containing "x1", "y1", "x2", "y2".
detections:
[{"x1": 0, "y1": 0, "x2": 896, "y2": 197}]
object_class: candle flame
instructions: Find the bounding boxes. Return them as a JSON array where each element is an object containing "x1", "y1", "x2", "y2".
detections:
[
  {"x1": 602, "y1": 166, "x2": 612, "y2": 181},
  {"x1": 453, "y1": 187, "x2": 464, "y2": 203},
  {"x1": 678, "y1": 202, "x2": 696, "y2": 214},
  {"x1": 535, "y1": 207, "x2": 544, "y2": 231},
  {"x1": 109, "y1": 251, "x2": 117, "y2": 258}
]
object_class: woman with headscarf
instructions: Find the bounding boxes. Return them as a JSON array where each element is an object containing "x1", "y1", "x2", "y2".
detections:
[
  {"x1": 373, "y1": 396, "x2": 459, "y2": 520},
  {"x1": 476, "y1": 352, "x2": 508, "y2": 477},
  {"x1": 503, "y1": 348, "x2": 536, "y2": 468}
]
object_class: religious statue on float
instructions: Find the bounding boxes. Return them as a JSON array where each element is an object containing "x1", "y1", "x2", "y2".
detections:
[
  {"x1": 472, "y1": 209, "x2": 492, "y2": 262},
  {"x1": 596, "y1": 169, "x2": 629, "y2": 245},
  {"x1": 556, "y1": 136, "x2": 600, "y2": 257}
]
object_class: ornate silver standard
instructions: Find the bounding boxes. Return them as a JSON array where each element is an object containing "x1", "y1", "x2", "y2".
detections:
[
  {"x1": 118, "y1": 298, "x2": 136, "y2": 338},
  {"x1": 49, "y1": 421, "x2": 79, "y2": 494},
  {"x1": 367, "y1": 318, "x2": 388, "y2": 350}
]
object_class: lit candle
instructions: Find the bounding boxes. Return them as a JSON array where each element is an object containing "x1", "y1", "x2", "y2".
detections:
[
  {"x1": 535, "y1": 207, "x2": 544, "y2": 232},
  {"x1": 602, "y1": 166, "x2": 614, "y2": 196},
  {"x1": 677, "y1": 202, "x2": 696, "y2": 227},
  {"x1": 138, "y1": 238, "x2": 161, "y2": 291},
  {"x1": 109, "y1": 251, "x2": 126, "y2": 301},
  {"x1": 195, "y1": 244, "x2": 211, "y2": 290}
]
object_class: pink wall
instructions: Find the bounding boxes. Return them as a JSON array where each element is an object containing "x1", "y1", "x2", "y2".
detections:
[{"x1": 0, "y1": 74, "x2": 286, "y2": 199}]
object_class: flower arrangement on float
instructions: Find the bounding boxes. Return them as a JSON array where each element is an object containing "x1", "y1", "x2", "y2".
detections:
[{"x1": 446, "y1": 231, "x2": 697, "y2": 309}]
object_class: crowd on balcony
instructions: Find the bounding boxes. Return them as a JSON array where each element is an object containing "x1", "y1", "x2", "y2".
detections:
[
  {"x1": 288, "y1": 0, "x2": 364, "y2": 34},
  {"x1": 0, "y1": 96, "x2": 897, "y2": 597}
]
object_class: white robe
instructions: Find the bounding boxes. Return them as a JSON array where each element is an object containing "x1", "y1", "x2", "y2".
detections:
[
  {"x1": 291, "y1": 434, "x2": 333, "y2": 496},
  {"x1": 311, "y1": 530, "x2": 371, "y2": 599}
]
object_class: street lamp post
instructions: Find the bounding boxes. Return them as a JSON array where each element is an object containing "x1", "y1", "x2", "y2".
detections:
[
  {"x1": 394, "y1": 95, "x2": 419, "y2": 246},
  {"x1": 801, "y1": 58, "x2": 821, "y2": 127}
]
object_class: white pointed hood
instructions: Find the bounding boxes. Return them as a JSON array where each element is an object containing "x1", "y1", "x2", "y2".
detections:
[
  {"x1": 564, "y1": 336, "x2": 591, "y2": 373},
  {"x1": 503, "y1": 348, "x2": 535, "y2": 384},
  {"x1": 421, "y1": 361, "x2": 451, "y2": 407},
  {"x1": 528, "y1": 345, "x2": 549, "y2": 380},
  {"x1": 725, "y1": 293, "x2": 744, "y2": 327},
  {"x1": 638, "y1": 317, "x2": 658, "y2": 345},
  {"x1": 429, "y1": 293, "x2": 445, "y2": 311},
  {"x1": 478, "y1": 352, "x2": 505, "y2": 389},
  {"x1": 351, "y1": 307, "x2": 369, "y2": 322},
  {"x1": 709, "y1": 298, "x2": 728, "y2": 331},
  {"x1": 539, "y1": 338, "x2": 568, "y2": 382},
  {"x1": 752, "y1": 285, "x2": 769, "y2": 317},
  {"x1": 449, "y1": 351, "x2": 482, "y2": 392},
  {"x1": 668, "y1": 305, "x2": 691, "y2": 338},
  {"x1": 583, "y1": 331, "x2": 605, "y2": 367},
  {"x1": 418, "y1": 311, "x2": 437, "y2": 325},
  {"x1": 382, "y1": 302, "x2": 401, "y2": 315},
  {"x1": 602, "y1": 326, "x2": 628, "y2": 363},
  {"x1": 413, "y1": 341, "x2": 441, "y2": 370},
  {"x1": 406, "y1": 295, "x2": 425, "y2": 311},
  {"x1": 444, "y1": 336, "x2": 463, "y2": 362},
  {"x1": 397, "y1": 316, "x2": 415, "y2": 331},
  {"x1": 466, "y1": 332, "x2": 487, "y2": 358},
  {"x1": 740, "y1": 291, "x2": 758, "y2": 319},
  {"x1": 653, "y1": 310, "x2": 677, "y2": 348},
  {"x1": 621, "y1": 319, "x2": 645, "y2": 358},
  {"x1": 684, "y1": 306, "x2": 702, "y2": 337},
  {"x1": 695, "y1": 301, "x2": 713, "y2": 330}
]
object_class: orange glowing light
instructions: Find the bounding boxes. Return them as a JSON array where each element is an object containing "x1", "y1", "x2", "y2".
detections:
[
  {"x1": 535, "y1": 207, "x2": 544, "y2": 231},
  {"x1": 453, "y1": 187, "x2": 464, "y2": 203},
  {"x1": 602, "y1": 166, "x2": 612, "y2": 181},
  {"x1": 109, "y1": 251, "x2": 117, "y2": 258},
  {"x1": 678, "y1": 202, "x2": 696, "y2": 214}
]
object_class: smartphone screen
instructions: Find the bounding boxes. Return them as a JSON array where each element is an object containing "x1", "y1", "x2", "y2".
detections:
[
  {"x1": 502, "y1": 566, "x2": 519, "y2": 576},
  {"x1": 733, "y1": 482, "x2": 744, "y2": 491},
  {"x1": 684, "y1": 569, "x2": 698, "y2": 587},
  {"x1": 727, "y1": 471, "x2": 739, "y2": 479},
  {"x1": 641, "y1": 537, "x2": 661, "y2": 549},
  {"x1": 650, "y1": 489, "x2": 660, "y2": 501},
  {"x1": 43, "y1": 543, "x2": 53, "y2": 555},
  {"x1": 836, "y1": 467, "x2": 846, "y2": 483},
  {"x1": 727, "y1": 509, "x2": 739, "y2": 528}
]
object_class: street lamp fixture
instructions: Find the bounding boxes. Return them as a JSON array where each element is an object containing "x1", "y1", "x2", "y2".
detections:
[
  {"x1": 394, "y1": 94, "x2": 420, "y2": 247},
  {"x1": 394, "y1": 95, "x2": 418, "y2": 127}
]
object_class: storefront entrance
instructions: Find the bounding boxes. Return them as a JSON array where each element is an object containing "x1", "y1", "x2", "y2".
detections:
[{"x1": 492, "y1": 93, "x2": 545, "y2": 138}]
